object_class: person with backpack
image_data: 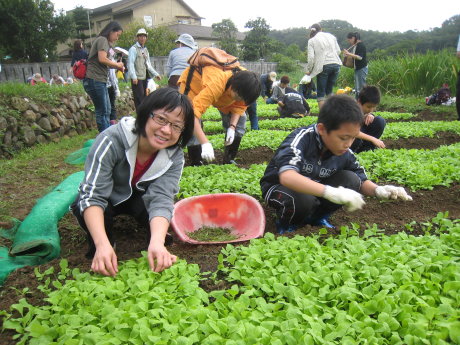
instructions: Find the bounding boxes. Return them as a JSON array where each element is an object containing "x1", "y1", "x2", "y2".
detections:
[
  {"x1": 277, "y1": 87, "x2": 311, "y2": 118},
  {"x1": 128, "y1": 28, "x2": 162, "y2": 110},
  {"x1": 71, "y1": 39, "x2": 88, "y2": 67},
  {"x1": 83, "y1": 21, "x2": 125, "y2": 133},
  {"x1": 178, "y1": 48, "x2": 261, "y2": 165}
]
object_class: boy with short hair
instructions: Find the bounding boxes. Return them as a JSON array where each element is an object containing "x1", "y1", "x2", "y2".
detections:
[
  {"x1": 260, "y1": 95, "x2": 412, "y2": 234},
  {"x1": 352, "y1": 85, "x2": 386, "y2": 153}
]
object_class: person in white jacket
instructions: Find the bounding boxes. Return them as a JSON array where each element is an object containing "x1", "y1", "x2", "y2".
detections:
[{"x1": 305, "y1": 23, "x2": 342, "y2": 110}]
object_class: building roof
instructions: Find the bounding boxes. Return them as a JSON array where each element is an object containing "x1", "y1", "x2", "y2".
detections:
[
  {"x1": 91, "y1": 0, "x2": 203, "y2": 19},
  {"x1": 167, "y1": 24, "x2": 245, "y2": 41}
]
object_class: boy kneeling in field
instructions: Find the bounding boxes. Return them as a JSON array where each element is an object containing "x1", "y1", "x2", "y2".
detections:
[
  {"x1": 260, "y1": 94, "x2": 412, "y2": 234},
  {"x1": 352, "y1": 85, "x2": 386, "y2": 153}
]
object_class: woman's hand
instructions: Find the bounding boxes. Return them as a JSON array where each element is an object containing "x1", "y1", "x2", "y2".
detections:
[
  {"x1": 147, "y1": 243, "x2": 177, "y2": 272},
  {"x1": 92, "y1": 243, "x2": 118, "y2": 276}
]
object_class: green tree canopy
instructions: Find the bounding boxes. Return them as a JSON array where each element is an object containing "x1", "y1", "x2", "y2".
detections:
[
  {"x1": 212, "y1": 19, "x2": 239, "y2": 56},
  {"x1": 69, "y1": 6, "x2": 90, "y2": 42},
  {"x1": 242, "y1": 17, "x2": 273, "y2": 61},
  {"x1": 0, "y1": 0, "x2": 74, "y2": 62},
  {"x1": 115, "y1": 21, "x2": 176, "y2": 56}
]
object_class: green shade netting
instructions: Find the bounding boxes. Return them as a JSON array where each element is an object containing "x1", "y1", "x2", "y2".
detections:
[
  {"x1": 0, "y1": 171, "x2": 84, "y2": 286},
  {"x1": 64, "y1": 139, "x2": 95, "y2": 165}
]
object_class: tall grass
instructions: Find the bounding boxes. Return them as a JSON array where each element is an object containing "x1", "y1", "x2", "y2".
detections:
[{"x1": 337, "y1": 49, "x2": 457, "y2": 96}]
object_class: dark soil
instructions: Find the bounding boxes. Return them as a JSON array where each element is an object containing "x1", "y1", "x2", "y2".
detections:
[{"x1": 1, "y1": 107, "x2": 459, "y2": 345}]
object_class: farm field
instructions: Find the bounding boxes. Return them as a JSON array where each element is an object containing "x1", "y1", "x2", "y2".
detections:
[{"x1": 0, "y1": 98, "x2": 459, "y2": 344}]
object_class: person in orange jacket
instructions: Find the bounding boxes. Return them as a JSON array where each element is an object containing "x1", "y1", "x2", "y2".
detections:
[{"x1": 178, "y1": 65, "x2": 260, "y2": 165}]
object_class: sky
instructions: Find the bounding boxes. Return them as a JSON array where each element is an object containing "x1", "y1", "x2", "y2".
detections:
[{"x1": 52, "y1": 0, "x2": 459, "y2": 33}]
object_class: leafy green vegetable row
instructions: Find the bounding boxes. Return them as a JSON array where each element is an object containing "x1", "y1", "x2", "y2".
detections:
[
  {"x1": 217, "y1": 216, "x2": 460, "y2": 345},
  {"x1": 201, "y1": 101, "x2": 319, "y2": 121},
  {"x1": 357, "y1": 143, "x2": 460, "y2": 190},
  {"x1": 3, "y1": 216, "x2": 459, "y2": 344},
  {"x1": 206, "y1": 121, "x2": 460, "y2": 149},
  {"x1": 180, "y1": 144, "x2": 460, "y2": 198},
  {"x1": 200, "y1": 105, "x2": 414, "y2": 123}
]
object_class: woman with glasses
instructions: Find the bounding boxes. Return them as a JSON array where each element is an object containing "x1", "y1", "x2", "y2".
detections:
[{"x1": 72, "y1": 88, "x2": 194, "y2": 277}]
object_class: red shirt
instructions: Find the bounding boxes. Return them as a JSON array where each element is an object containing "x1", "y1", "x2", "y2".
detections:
[{"x1": 131, "y1": 152, "x2": 157, "y2": 187}]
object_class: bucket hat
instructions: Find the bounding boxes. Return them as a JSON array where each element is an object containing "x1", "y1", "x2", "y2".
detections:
[{"x1": 175, "y1": 33, "x2": 196, "y2": 49}]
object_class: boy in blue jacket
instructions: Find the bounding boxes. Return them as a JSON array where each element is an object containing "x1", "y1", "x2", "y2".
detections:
[{"x1": 260, "y1": 94, "x2": 412, "y2": 233}]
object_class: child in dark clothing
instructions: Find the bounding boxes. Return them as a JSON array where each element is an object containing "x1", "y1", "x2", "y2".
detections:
[
  {"x1": 260, "y1": 94, "x2": 412, "y2": 234},
  {"x1": 277, "y1": 87, "x2": 310, "y2": 118},
  {"x1": 351, "y1": 86, "x2": 386, "y2": 153}
]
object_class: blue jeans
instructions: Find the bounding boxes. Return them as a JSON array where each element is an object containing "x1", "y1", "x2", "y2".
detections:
[
  {"x1": 83, "y1": 78, "x2": 111, "y2": 132},
  {"x1": 246, "y1": 102, "x2": 259, "y2": 130},
  {"x1": 355, "y1": 66, "x2": 368, "y2": 97},
  {"x1": 316, "y1": 64, "x2": 341, "y2": 101},
  {"x1": 265, "y1": 98, "x2": 277, "y2": 104}
]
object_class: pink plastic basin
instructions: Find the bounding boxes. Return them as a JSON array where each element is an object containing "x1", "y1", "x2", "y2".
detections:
[{"x1": 171, "y1": 193, "x2": 266, "y2": 244}]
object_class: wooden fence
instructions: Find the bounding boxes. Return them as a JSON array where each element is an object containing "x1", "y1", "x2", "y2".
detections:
[{"x1": 0, "y1": 57, "x2": 278, "y2": 83}]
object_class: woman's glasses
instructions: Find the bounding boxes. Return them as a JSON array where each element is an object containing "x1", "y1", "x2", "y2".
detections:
[{"x1": 149, "y1": 113, "x2": 184, "y2": 133}]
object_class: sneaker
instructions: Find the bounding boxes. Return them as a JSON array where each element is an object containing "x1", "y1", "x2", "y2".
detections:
[
  {"x1": 110, "y1": 120, "x2": 118, "y2": 125},
  {"x1": 275, "y1": 219, "x2": 299, "y2": 234},
  {"x1": 304, "y1": 214, "x2": 335, "y2": 229}
]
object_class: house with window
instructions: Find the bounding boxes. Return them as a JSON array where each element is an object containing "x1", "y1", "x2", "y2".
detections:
[{"x1": 58, "y1": 0, "x2": 245, "y2": 57}]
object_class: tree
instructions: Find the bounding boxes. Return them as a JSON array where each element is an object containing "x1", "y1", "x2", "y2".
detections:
[
  {"x1": 0, "y1": 0, "x2": 74, "y2": 62},
  {"x1": 212, "y1": 19, "x2": 239, "y2": 56},
  {"x1": 242, "y1": 17, "x2": 272, "y2": 61},
  {"x1": 116, "y1": 21, "x2": 176, "y2": 56},
  {"x1": 69, "y1": 6, "x2": 90, "y2": 42}
]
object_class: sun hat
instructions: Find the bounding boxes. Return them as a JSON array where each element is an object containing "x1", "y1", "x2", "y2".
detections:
[
  {"x1": 114, "y1": 47, "x2": 129, "y2": 56},
  {"x1": 269, "y1": 71, "x2": 277, "y2": 82},
  {"x1": 136, "y1": 28, "x2": 148, "y2": 36},
  {"x1": 300, "y1": 75, "x2": 312, "y2": 84},
  {"x1": 32, "y1": 73, "x2": 43, "y2": 82},
  {"x1": 175, "y1": 33, "x2": 196, "y2": 49}
]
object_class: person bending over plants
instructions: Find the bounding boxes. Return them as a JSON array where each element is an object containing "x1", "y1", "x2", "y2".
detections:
[
  {"x1": 71, "y1": 88, "x2": 195, "y2": 276},
  {"x1": 178, "y1": 63, "x2": 261, "y2": 165},
  {"x1": 260, "y1": 94, "x2": 412, "y2": 234},
  {"x1": 351, "y1": 85, "x2": 386, "y2": 153}
]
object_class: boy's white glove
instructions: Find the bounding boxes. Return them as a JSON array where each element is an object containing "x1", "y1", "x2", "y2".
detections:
[
  {"x1": 201, "y1": 142, "x2": 215, "y2": 162},
  {"x1": 375, "y1": 185, "x2": 413, "y2": 201},
  {"x1": 225, "y1": 127, "x2": 235, "y2": 146},
  {"x1": 115, "y1": 89, "x2": 121, "y2": 98},
  {"x1": 323, "y1": 186, "x2": 365, "y2": 212}
]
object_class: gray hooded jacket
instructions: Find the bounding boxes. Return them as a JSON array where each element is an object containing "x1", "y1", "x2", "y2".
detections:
[{"x1": 76, "y1": 116, "x2": 184, "y2": 222}]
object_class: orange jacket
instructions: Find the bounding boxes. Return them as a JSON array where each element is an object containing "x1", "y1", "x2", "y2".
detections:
[{"x1": 178, "y1": 65, "x2": 247, "y2": 119}]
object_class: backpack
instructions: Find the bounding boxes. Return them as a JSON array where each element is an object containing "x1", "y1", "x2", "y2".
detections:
[
  {"x1": 183, "y1": 47, "x2": 241, "y2": 95},
  {"x1": 72, "y1": 59, "x2": 87, "y2": 80}
]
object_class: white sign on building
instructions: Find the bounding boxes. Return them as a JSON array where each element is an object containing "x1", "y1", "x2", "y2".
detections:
[{"x1": 144, "y1": 15, "x2": 153, "y2": 28}]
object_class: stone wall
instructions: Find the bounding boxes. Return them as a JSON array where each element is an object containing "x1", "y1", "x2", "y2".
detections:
[{"x1": 0, "y1": 92, "x2": 134, "y2": 159}]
